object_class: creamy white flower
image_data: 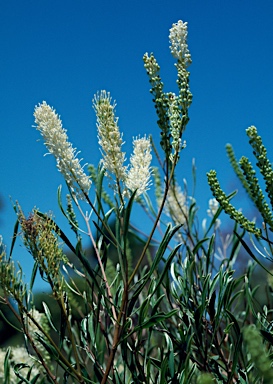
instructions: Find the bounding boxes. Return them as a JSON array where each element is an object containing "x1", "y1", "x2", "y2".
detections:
[
  {"x1": 28, "y1": 308, "x2": 47, "y2": 338},
  {"x1": 0, "y1": 349, "x2": 6, "y2": 379},
  {"x1": 143, "y1": 52, "x2": 160, "y2": 79},
  {"x1": 169, "y1": 20, "x2": 191, "y2": 66},
  {"x1": 0, "y1": 346, "x2": 40, "y2": 381},
  {"x1": 168, "y1": 93, "x2": 184, "y2": 162},
  {"x1": 126, "y1": 136, "x2": 152, "y2": 197},
  {"x1": 207, "y1": 198, "x2": 219, "y2": 217},
  {"x1": 207, "y1": 198, "x2": 221, "y2": 229},
  {"x1": 34, "y1": 102, "x2": 91, "y2": 200},
  {"x1": 93, "y1": 91, "x2": 127, "y2": 183},
  {"x1": 161, "y1": 183, "x2": 188, "y2": 226}
]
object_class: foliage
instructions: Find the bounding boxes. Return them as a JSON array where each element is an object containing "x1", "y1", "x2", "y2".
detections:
[{"x1": 1, "y1": 20, "x2": 273, "y2": 384}]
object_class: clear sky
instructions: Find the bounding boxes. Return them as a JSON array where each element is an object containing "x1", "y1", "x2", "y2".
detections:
[{"x1": 1, "y1": 1, "x2": 273, "y2": 287}]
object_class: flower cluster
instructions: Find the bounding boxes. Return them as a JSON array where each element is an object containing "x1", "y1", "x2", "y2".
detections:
[
  {"x1": 125, "y1": 136, "x2": 153, "y2": 197},
  {"x1": 243, "y1": 325, "x2": 273, "y2": 382},
  {"x1": 0, "y1": 346, "x2": 41, "y2": 381},
  {"x1": 169, "y1": 20, "x2": 192, "y2": 66},
  {"x1": 26, "y1": 308, "x2": 50, "y2": 363},
  {"x1": 18, "y1": 208, "x2": 67, "y2": 294},
  {"x1": 162, "y1": 183, "x2": 188, "y2": 226},
  {"x1": 0, "y1": 235, "x2": 26, "y2": 301},
  {"x1": 207, "y1": 170, "x2": 261, "y2": 236},
  {"x1": 168, "y1": 93, "x2": 187, "y2": 163},
  {"x1": 207, "y1": 198, "x2": 221, "y2": 229},
  {"x1": 93, "y1": 91, "x2": 153, "y2": 198},
  {"x1": 27, "y1": 308, "x2": 49, "y2": 339},
  {"x1": 34, "y1": 102, "x2": 91, "y2": 200},
  {"x1": 93, "y1": 91, "x2": 127, "y2": 183}
]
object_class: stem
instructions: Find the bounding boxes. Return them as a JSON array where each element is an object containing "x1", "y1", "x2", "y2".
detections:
[
  {"x1": 128, "y1": 160, "x2": 176, "y2": 286},
  {"x1": 76, "y1": 200, "x2": 117, "y2": 323},
  {"x1": 56, "y1": 293, "x2": 84, "y2": 381},
  {"x1": 101, "y1": 284, "x2": 128, "y2": 384},
  {"x1": 25, "y1": 309, "x2": 85, "y2": 382},
  {"x1": 101, "y1": 154, "x2": 179, "y2": 383}
]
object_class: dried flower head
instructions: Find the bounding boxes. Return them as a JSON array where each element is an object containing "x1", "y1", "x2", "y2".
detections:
[
  {"x1": 93, "y1": 91, "x2": 127, "y2": 184},
  {"x1": 125, "y1": 136, "x2": 153, "y2": 197},
  {"x1": 18, "y1": 207, "x2": 67, "y2": 294},
  {"x1": 169, "y1": 20, "x2": 191, "y2": 66},
  {"x1": 34, "y1": 101, "x2": 91, "y2": 200},
  {"x1": 0, "y1": 235, "x2": 26, "y2": 301}
]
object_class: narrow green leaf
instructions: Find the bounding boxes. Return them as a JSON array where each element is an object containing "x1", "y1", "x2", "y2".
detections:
[
  {"x1": 9, "y1": 219, "x2": 19, "y2": 258},
  {"x1": 152, "y1": 243, "x2": 181, "y2": 294},
  {"x1": 4, "y1": 347, "x2": 11, "y2": 384},
  {"x1": 30, "y1": 261, "x2": 38, "y2": 291},
  {"x1": 57, "y1": 185, "x2": 67, "y2": 218},
  {"x1": 151, "y1": 294, "x2": 165, "y2": 317},
  {"x1": 261, "y1": 329, "x2": 273, "y2": 346},
  {"x1": 138, "y1": 295, "x2": 151, "y2": 324},
  {"x1": 42, "y1": 301, "x2": 58, "y2": 332},
  {"x1": 123, "y1": 189, "x2": 137, "y2": 240},
  {"x1": 204, "y1": 206, "x2": 223, "y2": 236},
  {"x1": 226, "y1": 309, "x2": 241, "y2": 336},
  {"x1": 164, "y1": 333, "x2": 175, "y2": 378},
  {"x1": 159, "y1": 357, "x2": 169, "y2": 384},
  {"x1": 135, "y1": 309, "x2": 178, "y2": 331},
  {"x1": 0, "y1": 309, "x2": 22, "y2": 332},
  {"x1": 191, "y1": 236, "x2": 210, "y2": 256},
  {"x1": 235, "y1": 232, "x2": 273, "y2": 277}
]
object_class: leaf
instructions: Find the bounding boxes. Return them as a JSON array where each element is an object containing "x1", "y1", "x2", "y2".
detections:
[
  {"x1": 229, "y1": 332, "x2": 243, "y2": 378},
  {"x1": 205, "y1": 234, "x2": 215, "y2": 272},
  {"x1": 164, "y1": 333, "x2": 175, "y2": 378},
  {"x1": 123, "y1": 189, "x2": 137, "y2": 241},
  {"x1": 135, "y1": 309, "x2": 178, "y2": 332},
  {"x1": 92, "y1": 219, "x2": 116, "y2": 248},
  {"x1": 147, "y1": 223, "x2": 182, "y2": 276},
  {"x1": 208, "y1": 290, "x2": 216, "y2": 322},
  {"x1": 191, "y1": 236, "x2": 210, "y2": 256},
  {"x1": 150, "y1": 294, "x2": 165, "y2": 317},
  {"x1": 261, "y1": 329, "x2": 273, "y2": 346},
  {"x1": 95, "y1": 166, "x2": 106, "y2": 213},
  {"x1": 159, "y1": 357, "x2": 169, "y2": 384},
  {"x1": 42, "y1": 301, "x2": 58, "y2": 332},
  {"x1": 9, "y1": 219, "x2": 19, "y2": 258},
  {"x1": 235, "y1": 231, "x2": 273, "y2": 277},
  {"x1": 128, "y1": 224, "x2": 181, "y2": 315},
  {"x1": 152, "y1": 242, "x2": 181, "y2": 294},
  {"x1": 138, "y1": 295, "x2": 151, "y2": 325},
  {"x1": 204, "y1": 206, "x2": 223, "y2": 236},
  {"x1": 0, "y1": 309, "x2": 22, "y2": 332},
  {"x1": 4, "y1": 347, "x2": 11, "y2": 384},
  {"x1": 30, "y1": 261, "x2": 38, "y2": 291},
  {"x1": 226, "y1": 309, "x2": 241, "y2": 337}
]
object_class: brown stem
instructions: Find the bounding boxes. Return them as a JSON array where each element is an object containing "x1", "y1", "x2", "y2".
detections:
[{"x1": 101, "y1": 284, "x2": 128, "y2": 384}]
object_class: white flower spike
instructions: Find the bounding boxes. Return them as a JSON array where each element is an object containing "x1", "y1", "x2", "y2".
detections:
[
  {"x1": 34, "y1": 102, "x2": 91, "y2": 200},
  {"x1": 93, "y1": 91, "x2": 127, "y2": 184},
  {"x1": 169, "y1": 20, "x2": 191, "y2": 66},
  {"x1": 126, "y1": 136, "x2": 153, "y2": 197}
]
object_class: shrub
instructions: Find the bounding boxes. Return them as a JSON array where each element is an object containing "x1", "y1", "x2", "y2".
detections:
[{"x1": 1, "y1": 20, "x2": 273, "y2": 384}]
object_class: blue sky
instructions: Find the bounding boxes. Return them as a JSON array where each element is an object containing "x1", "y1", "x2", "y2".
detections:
[{"x1": 1, "y1": 1, "x2": 273, "y2": 287}]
